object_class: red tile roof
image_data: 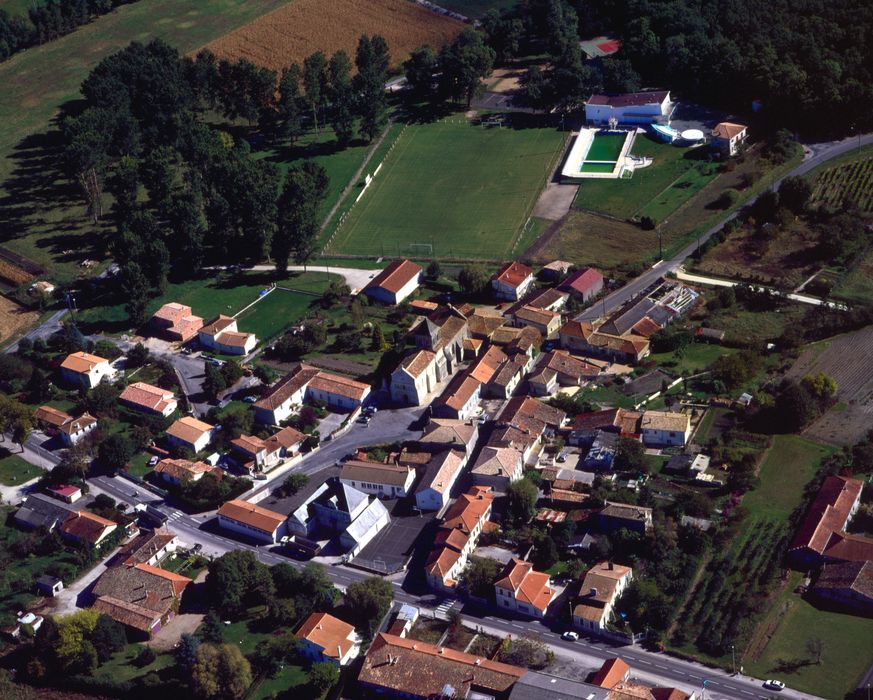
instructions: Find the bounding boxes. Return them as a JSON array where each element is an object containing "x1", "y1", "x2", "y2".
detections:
[
  {"x1": 217, "y1": 499, "x2": 286, "y2": 534},
  {"x1": 441, "y1": 487, "x2": 494, "y2": 533},
  {"x1": 119, "y1": 382, "x2": 176, "y2": 414},
  {"x1": 560, "y1": 267, "x2": 603, "y2": 296},
  {"x1": 365, "y1": 259, "x2": 423, "y2": 295},
  {"x1": 790, "y1": 476, "x2": 864, "y2": 555},
  {"x1": 495, "y1": 558, "x2": 555, "y2": 613},
  {"x1": 60, "y1": 511, "x2": 117, "y2": 545},
  {"x1": 296, "y1": 612, "x2": 355, "y2": 660},
  {"x1": 592, "y1": 657, "x2": 631, "y2": 688},
  {"x1": 492, "y1": 261, "x2": 533, "y2": 289},
  {"x1": 712, "y1": 122, "x2": 747, "y2": 139},
  {"x1": 61, "y1": 351, "x2": 108, "y2": 374}
]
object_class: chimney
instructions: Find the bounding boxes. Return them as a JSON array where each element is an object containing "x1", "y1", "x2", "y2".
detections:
[
  {"x1": 337, "y1": 645, "x2": 343, "y2": 660},
  {"x1": 608, "y1": 560, "x2": 613, "y2": 571},
  {"x1": 590, "y1": 587, "x2": 598, "y2": 597}
]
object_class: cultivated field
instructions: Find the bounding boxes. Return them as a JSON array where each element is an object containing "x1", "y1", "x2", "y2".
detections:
[
  {"x1": 326, "y1": 116, "x2": 567, "y2": 259},
  {"x1": 810, "y1": 155, "x2": 873, "y2": 213},
  {"x1": 205, "y1": 0, "x2": 463, "y2": 73},
  {"x1": 0, "y1": 0, "x2": 289, "y2": 280},
  {"x1": 786, "y1": 327, "x2": 873, "y2": 445},
  {"x1": 0, "y1": 294, "x2": 39, "y2": 343}
]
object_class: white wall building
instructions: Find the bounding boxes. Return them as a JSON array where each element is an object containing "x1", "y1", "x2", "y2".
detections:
[
  {"x1": 60, "y1": 352, "x2": 115, "y2": 389},
  {"x1": 585, "y1": 90, "x2": 672, "y2": 125}
]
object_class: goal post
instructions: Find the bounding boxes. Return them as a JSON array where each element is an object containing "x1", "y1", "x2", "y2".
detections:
[{"x1": 406, "y1": 243, "x2": 434, "y2": 257}]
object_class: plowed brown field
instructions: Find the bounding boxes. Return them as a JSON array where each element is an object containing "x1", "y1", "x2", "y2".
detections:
[
  {"x1": 0, "y1": 295, "x2": 38, "y2": 343},
  {"x1": 204, "y1": 0, "x2": 463, "y2": 72}
]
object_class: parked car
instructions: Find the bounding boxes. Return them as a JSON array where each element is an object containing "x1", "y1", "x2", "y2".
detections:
[
  {"x1": 148, "y1": 456, "x2": 159, "y2": 467},
  {"x1": 561, "y1": 631, "x2": 579, "y2": 641},
  {"x1": 242, "y1": 395, "x2": 258, "y2": 403},
  {"x1": 763, "y1": 680, "x2": 785, "y2": 691}
]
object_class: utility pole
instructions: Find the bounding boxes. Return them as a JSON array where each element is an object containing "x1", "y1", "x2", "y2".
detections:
[{"x1": 731, "y1": 644, "x2": 736, "y2": 675}]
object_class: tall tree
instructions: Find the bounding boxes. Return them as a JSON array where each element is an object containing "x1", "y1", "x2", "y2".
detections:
[
  {"x1": 303, "y1": 51, "x2": 328, "y2": 133},
  {"x1": 439, "y1": 29, "x2": 495, "y2": 107},
  {"x1": 404, "y1": 45, "x2": 438, "y2": 99},
  {"x1": 191, "y1": 644, "x2": 252, "y2": 700},
  {"x1": 354, "y1": 35, "x2": 390, "y2": 141},
  {"x1": 344, "y1": 576, "x2": 393, "y2": 635},
  {"x1": 277, "y1": 63, "x2": 304, "y2": 144},
  {"x1": 328, "y1": 50, "x2": 355, "y2": 146},
  {"x1": 272, "y1": 161, "x2": 329, "y2": 274}
]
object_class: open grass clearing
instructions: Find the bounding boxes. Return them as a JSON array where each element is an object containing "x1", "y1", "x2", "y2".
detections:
[
  {"x1": 0, "y1": 0, "x2": 289, "y2": 281},
  {"x1": 744, "y1": 571, "x2": 873, "y2": 699},
  {"x1": 206, "y1": 0, "x2": 462, "y2": 74},
  {"x1": 703, "y1": 304, "x2": 808, "y2": 346},
  {"x1": 0, "y1": 449, "x2": 42, "y2": 485},
  {"x1": 832, "y1": 246, "x2": 873, "y2": 304},
  {"x1": 236, "y1": 288, "x2": 318, "y2": 343},
  {"x1": 92, "y1": 644, "x2": 175, "y2": 684},
  {"x1": 649, "y1": 342, "x2": 733, "y2": 374},
  {"x1": 573, "y1": 136, "x2": 718, "y2": 220},
  {"x1": 326, "y1": 115, "x2": 566, "y2": 259}
]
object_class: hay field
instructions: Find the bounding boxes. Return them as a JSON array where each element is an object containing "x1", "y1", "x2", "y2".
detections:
[
  {"x1": 0, "y1": 295, "x2": 38, "y2": 343},
  {"x1": 205, "y1": 0, "x2": 463, "y2": 72}
]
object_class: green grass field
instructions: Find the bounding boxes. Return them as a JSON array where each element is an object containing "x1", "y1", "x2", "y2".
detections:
[
  {"x1": 744, "y1": 435, "x2": 835, "y2": 520},
  {"x1": 0, "y1": 450, "x2": 42, "y2": 485},
  {"x1": 0, "y1": 0, "x2": 288, "y2": 279},
  {"x1": 236, "y1": 288, "x2": 318, "y2": 342},
  {"x1": 0, "y1": 0, "x2": 31, "y2": 16},
  {"x1": 745, "y1": 572, "x2": 873, "y2": 698},
  {"x1": 573, "y1": 136, "x2": 718, "y2": 220},
  {"x1": 326, "y1": 116, "x2": 566, "y2": 259}
]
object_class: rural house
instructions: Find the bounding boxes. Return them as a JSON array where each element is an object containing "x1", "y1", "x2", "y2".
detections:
[
  {"x1": 363, "y1": 259, "x2": 423, "y2": 305},
  {"x1": 14, "y1": 493, "x2": 77, "y2": 531},
  {"x1": 432, "y1": 373, "x2": 481, "y2": 420},
  {"x1": 60, "y1": 351, "x2": 115, "y2": 389},
  {"x1": 419, "y1": 418, "x2": 479, "y2": 455},
  {"x1": 165, "y1": 415, "x2": 215, "y2": 453},
  {"x1": 339, "y1": 460, "x2": 417, "y2": 498},
  {"x1": 492, "y1": 261, "x2": 535, "y2": 301},
  {"x1": 217, "y1": 499, "x2": 287, "y2": 544},
  {"x1": 390, "y1": 349, "x2": 438, "y2": 405},
  {"x1": 154, "y1": 458, "x2": 219, "y2": 485},
  {"x1": 59, "y1": 511, "x2": 117, "y2": 548},
  {"x1": 598, "y1": 502, "x2": 653, "y2": 534},
  {"x1": 150, "y1": 302, "x2": 203, "y2": 342},
  {"x1": 58, "y1": 413, "x2": 98, "y2": 447},
  {"x1": 494, "y1": 558, "x2": 556, "y2": 618},
  {"x1": 197, "y1": 315, "x2": 257, "y2": 355},
  {"x1": 509, "y1": 305, "x2": 562, "y2": 337},
  {"x1": 711, "y1": 121, "x2": 748, "y2": 156},
  {"x1": 119, "y1": 382, "x2": 178, "y2": 416},
  {"x1": 559, "y1": 267, "x2": 604, "y2": 301},
  {"x1": 415, "y1": 449, "x2": 466, "y2": 512},
  {"x1": 639, "y1": 411, "x2": 691, "y2": 446},
  {"x1": 585, "y1": 90, "x2": 673, "y2": 125},
  {"x1": 528, "y1": 350, "x2": 600, "y2": 396},
  {"x1": 812, "y1": 560, "x2": 873, "y2": 615},
  {"x1": 572, "y1": 561, "x2": 633, "y2": 633},
  {"x1": 296, "y1": 612, "x2": 360, "y2": 666},
  {"x1": 470, "y1": 445, "x2": 524, "y2": 492},
  {"x1": 254, "y1": 364, "x2": 371, "y2": 424}
]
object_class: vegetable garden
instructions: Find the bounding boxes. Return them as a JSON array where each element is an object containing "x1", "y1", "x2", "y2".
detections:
[{"x1": 811, "y1": 156, "x2": 873, "y2": 213}]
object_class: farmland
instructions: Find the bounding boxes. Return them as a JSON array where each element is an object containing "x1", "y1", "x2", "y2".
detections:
[
  {"x1": 786, "y1": 326, "x2": 873, "y2": 445},
  {"x1": 810, "y1": 155, "x2": 873, "y2": 214},
  {"x1": 205, "y1": 0, "x2": 463, "y2": 74},
  {"x1": 0, "y1": 294, "x2": 39, "y2": 344},
  {"x1": 0, "y1": 0, "x2": 290, "y2": 280},
  {"x1": 325, "y1": 115, "x2": 567, "y2": 259}
]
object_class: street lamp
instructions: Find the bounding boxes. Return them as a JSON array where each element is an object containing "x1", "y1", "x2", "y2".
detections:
[{"x1": 731, "y1": 644, "x2": 736, "y2": 675}]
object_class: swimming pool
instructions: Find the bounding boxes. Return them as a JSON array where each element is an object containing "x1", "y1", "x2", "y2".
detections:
[{"x1": 561, "y1": 128, "x2": 636, "y2": 179}]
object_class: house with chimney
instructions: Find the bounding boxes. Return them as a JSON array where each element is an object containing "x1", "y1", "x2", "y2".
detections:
[
  {"x1": 494, "y1": 559, "x2": 556, "y2": 618},
  {"x1": 150, "y1": 302, "x2": 203, "y2": 342},
  {"x1": 197, "y1": 315, "x2": 257, "y2": 356},
  {"x1": 572, "y1": 561, "x2": 633, "y2": 633},
  {"x1": 60, "y1": 351, "x2": 116, "y2": 389},
  {"x1": 296, "y1": 612, "x2": 360, "y2": 666}
]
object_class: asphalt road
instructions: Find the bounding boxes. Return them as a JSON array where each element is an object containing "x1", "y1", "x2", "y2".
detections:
[{"x1": 577, "y1": 131, "x2": 873, "y2": 322}]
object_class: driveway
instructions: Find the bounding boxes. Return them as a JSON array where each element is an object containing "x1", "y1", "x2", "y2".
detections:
[{"x1": 49, "y1": 547, "x2": 121, "y2": 616}]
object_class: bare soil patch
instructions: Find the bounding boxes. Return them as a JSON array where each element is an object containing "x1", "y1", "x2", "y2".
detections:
[
  {"x1": 0, "y1": 295, "x2": 38, "y2": 342},
  {"x1": 487, "y1": 66, "x2": 533, "y2": 94},
  {"x1": 786, "y1": 327, "x2": 873, "y2": 445},
  {"x1": 147, "y1": 612, "x2": 204, "y2": 651},
  {"x1": 205, "y1": 0, "x2": 463, "y2": 73}
]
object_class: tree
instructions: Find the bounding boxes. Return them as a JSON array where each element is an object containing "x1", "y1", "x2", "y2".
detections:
[
  {"x1": 533, "y1": 534, "x2": 559, "y2": 570},
  {"x1": 309, "y1": 661, "x2": 340, "y2": 695},
  {"x1": 25, "y1": 367, "x2": 51, "y2": 404},
  {"x1": 350, "y1": 298, "x2": 365, "y2": 329},
  {"x1": 85, "y1": 382, "x2": 119, "y2": 417},
  {"x1": 126, "y1": 342, "x2": 150, "y2": 368},
  {"x1": 90, "y1": 614, "x2": 126, "y2": 663},
  {"x1": 119, "y1": 261, "x2": 151, "y2": 326},
  {"x1": 277, "y1": 64, "x2": 304, "y2": 143},
  {"x1": 426, "y1": 259, "x2": 441, "y2": 280},
  {"x1": 206, "y1": 551, "x2": 276, "y2": 618},
  {"x1": 354, "y1": 35, "x2": 390, "y2": 141},
  {"x1": 344, "y1": 576, "x2": 393, "y2": 635},
  {"x1": 272, "y1": 161, "x2": 329, "y2": 273},
  {"x1": 98, "y1": 433, "x2": 133, "y2": 471},
  {"x1": 614, "y1": 438, "x2": 646, "y2": 472},
  {"x1": 328, "y1": 50, "x2": 355, "y2": 146},
  {"x1": 507, "y1": 478, "x2": 538, "y2": 526},
  {"x1": 457, "y1": 264, "x2": 489, "y2": 295},
  {"x1": 191, "y1": 643, "x2": 252, "y2": 700},
  {"x1": 276, "y1": 472, "x2": 309, "y2": 497},
  {"x1": 404, "y1": 44, "x2": 438, "y2": 98},
  {"x1": 303, "y1": 51, "x2": 328, "y2": 133},
  {"x1": 779, "y1": 176, "x2": 812, "y2": 214},
  {"x1": 713, "y1": 351, "x2": 759, "y2": 391},
  {"x1": 201, "y1": 610, "x2": 225, "y2": 644},
  {"x1": 439, "y1": 29, "x2": 495, "y2": 107},
  {"x1": 203, "y1": 362, "x2": 227, "y2": 401},
  {"x1": 498, "y1": 633, "x2": 553, "y2": 669},
  {"x1": 370, "y1": 323, "x2": 387, "y2": 352},
  {"x1": 176, "y1": 633, "x2": 202, "y2": 674}
]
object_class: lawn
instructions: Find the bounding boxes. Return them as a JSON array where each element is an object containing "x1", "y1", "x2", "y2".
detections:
[
  {"x1": 235, "y1": 288, "x2": 318, "y2": 342},
  {"x1": 650, "y1": 342, "x2": 733, "y2": 374},
  {"x1": 326, "y1": 115, "x2": 566, "y2": 259},
  {"x1": 0, "y1": 0, "x2": 31, "y2": 16},
  {"x1": 92, "y1": 644, "x2": 175, "y2": 684},
  {"x1": 248, "y1": 663, "x2": 309, "y2": 700},
  {"x1": 705, "y1": 305, "x2": 808, "y2": 345},
  {"x1": 0, "y1": 0, "x2": 289, "y2": 279},
  {"x1": 75, "y1": 270, "x2": 338, "y2": 335},
  {"x1": 745, "y1": 572, "x2": 873, "y2": 699},
  {"x1": 743, "y1": 435, "x2": 835, "y2": 520},
  {"x1": 832, "y1": 247, "x2": 873, "y2": 304},
  {"x1": 0, "y1": 450, "x2": 43, "y2": 485},
  {"x1": 573, "y1": 135, "x2": 718, "y2": 220}
]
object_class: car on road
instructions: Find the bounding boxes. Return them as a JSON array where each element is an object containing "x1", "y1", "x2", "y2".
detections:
[
  {"x1": 763, "y1": 680, "x2": 785, "y2": 691},
  {"x1": 242, "y1": 395, "x2": 258, "y2": 403},
  {"x1": 561, "y1": 631, "x2": 579, "y2": 641},
  {"x1": 357, "y1": 415, "x2": 370, "y2": 425}
]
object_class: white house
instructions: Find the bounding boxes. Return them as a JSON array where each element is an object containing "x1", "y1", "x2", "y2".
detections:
[
  {"x1": 432, "y1": 373, "x2": 481, "y2": 420},
  {"x1": 390, "y1": 349, "x2": 438, "y2": 406},
  {"x1": 494, "y1": 559, "x2": 556, "y2": 618},
  {"x1": 296, "y1": 612, "x2": 360, "y2": 666},
  {"x1": 363, "y1": 259, "x2": 423, "y2": 305},
  {"x1": 415, "y1": 449, "x2": 466, "y2": 512},
  {"x1": 254, "y1": 365, "x2": 370, "y2": 424},
  {"x1": 119, "y1": 382, "x2": 178, "y2": 417},
  {"x1": 572, "y1": 561, "x2": 633, "y2": 633},
  {"x1": 491, "y1": 261, "x2": 535, "y2": 301},
  {"x1": 340, "y1": 460, "x2": 417, "y2": 498},
  {"x1": 216, "y1": 499, "x2": 287, "y2": 544},
  {"x1": 165, "y1": 416, "x2": 215, "y2": 453},
  {"x1": 58, "y1": 413, "x2": 97, "y2": 447},
  {"x1": 585, "y1": 90, "x2": 672, "y2": 125},
  {"x1": 198, "y1": 315, "x2": 257, "y2": 356},
  {"x1": 470, "y1": 445, "x2": 524, "y2": 493},
  {"x1": 60, "y1": 352, "x2": 115, "y2": 389},
  {"x1": 639, "y1": 411, "x2": 690, "y2": 447},
  {"x1": 711, "y1": 121, "x2": 748, "y2": 156}
]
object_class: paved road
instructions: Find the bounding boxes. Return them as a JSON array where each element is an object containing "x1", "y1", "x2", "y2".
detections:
[{"x1": 577, "y1": 131, "x2": 873, "y2": 322}]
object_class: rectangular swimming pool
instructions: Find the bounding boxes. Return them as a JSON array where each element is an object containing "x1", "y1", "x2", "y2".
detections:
[{"x1": 585, "y1": 132, "x2": 627, "y2": 162}]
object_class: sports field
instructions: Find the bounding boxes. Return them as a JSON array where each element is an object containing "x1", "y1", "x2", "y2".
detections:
[{"x1": 326, "y1": 117, "x2": 566, "y2": 259}]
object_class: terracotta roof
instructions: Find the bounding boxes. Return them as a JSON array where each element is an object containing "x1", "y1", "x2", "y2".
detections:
[
  {"x1": 166, "y1": 416, "x2": 214, "y2": 445},
  {"x1": 60, "y1": 511, "x2": 117, "y2": 544},
  {"x1": 587, "y1": 90, "x2": 669, "y2": 107},
  {"x1": 560, "y1": 320, "x2": 593, "y2": 339},
  {"x1": 61, "y1": 351, "x2": 108, "y2": 374},
  {"x1": 417, "y1": 450, "x2": 465, "y2": 495},
  {"x1": 93, "y1": 562, "x2": 191, "y2": 631},
  {"x1": 814, "y1": 560, "x2": 873, "y2": 600},
  {"x1": 266, "y1": 426, "x2": 305, "y2": 450},
  {"x1": 360, "y1": 633, "x2": 525, "y2": 696},
  {"x1": 490, "y1": 358, "x2": 526, "y2": 388},
  {"x1": 542, "y1": 260, "x2": 572, "y2": 273},
  {"x1": 35, "y1": 405, "x2": 72, "y2": 427},
  {"x1": 712, "y1": 121, "x2": 747, "y2": 139},
  {"x1": 469, "y1": 345, "x2": 509, "y2": 383},
  {"x1": 296, "y1": 612, "x2": 355, "y2": 660},
  {"x1": 579, "y1": 562, "x2": 633, "y2": 605},
  {"x1": 651, "y1": 689, "x2": 690, "y2": 700},
  {"x1": 499, "y1": 396, "x2": 566, "y2": 431},
  {"x1": 58, "y1": 413, "x2": 97, "y2": 436},
  {"x1": 426, "y1": 545, "x2": 463, "y2": 580},
  {"x1": 434, "y1": 525, "x2": 469, "y2": 552},
  {"x1": 436, "y1": 374, "x2": 481, "y2": 412},
  {"x1": 152, "y1": 302, "x2": 191, "y2": 323},
  {"x1": 471, "y1": 446, "x2": 522, "y2": 478},
  {"x1": 232, "y1": 434, "x2": 268, "y2": 457},
  {"x1": 421, "y1": 419, "x2": 478, "y2": 449},
  {"x1": 560, "y1": 267, "x2": 603, "y2": 296},
  {"x1": 47, "y1": 484, "x2": 80, "y2": 498},
  {"x1": 117, "y1": 529, "x2": 177, "y2": 567},
  {"x1": 307, "y1": 371, "x2": 370, "y2": 401},
  {"x1": 410, "y1": 299, "x2": 439, "y2": 313},
  {"x1": 822, "y1": 532, "x2": 873, "y2": 562},
  {"x1": 640, "y1": 411, "x2": 689, "y2": 433},
  {"x1": 631, "y1": 317, "x2": 661, "y2": 338},
  {"x1": 601, "y1": 502, "x2": 651, "y2": 524},
  {"x1": 93, "y1": 595, "x2": 161, "y2": 632},
  {"x1": 573, "y1": 409, "x2": 620, "y2": 432},
  {"x1": 215, "y1": 330, "x2": 254, "y2": 348},
  {"x1": 513, "y1": 305, "x2": 559, "y2": 327},
  {"x1": 400, "y1": 349, "x2": 436, "y2": 379},
  {"x1": 365, "y1": 259, "x2": 423, "y2": 294},
  {"x1": 610, "y1": 681, "x2": 658, "y2": 700},
  {"x1": 614, "y1": 409, "x2": 642, "y2": 435},
  {"x1": 495, "y1": 558, "x2": 554, "y2": 612},
  {"x1": 134, "y1": 563, "x2": 191, "y2": 597},
  {"x1": 442, "y1": 487, "x2": 494, "y2": 533},
  {"x1": 254, "y1": 364, "x2": 320, "y2": 411},
  {"x1": 199, "y1": 315, "x2": 236, "y2": 337},
  {"x1": 341, "y1": 460, "x2": 413, "y2": 487},
  {"x1": 492, "y1": 261, "x2": 533, "y2": 289},
  {"x1": 217, "y1": 499, "x2": 286, "y2": 534},
  {"x1": 790, "y1": 476, "x2": 864, "y2": 555},
  {"x1": 120, "y1": 382, "x2": 176, "y2": 414},
  {"x1": 536, "y1": 350, "x2": 600, "y2": 381},
  {"x1": 154, "y1": 458, "x2": 216, "y2": 481},
  {"x1": 467, "y1": 313, "x2": 507, "y2": 339}
]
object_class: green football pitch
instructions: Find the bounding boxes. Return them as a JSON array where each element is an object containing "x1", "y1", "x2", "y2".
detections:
[{"x1": 325, "y1": 117, "x2": 566, "y2": 259}]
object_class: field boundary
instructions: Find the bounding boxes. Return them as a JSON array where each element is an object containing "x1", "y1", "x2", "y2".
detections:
[{"x1": 232, "y1": 284, "x2": 276, "y2": 318}]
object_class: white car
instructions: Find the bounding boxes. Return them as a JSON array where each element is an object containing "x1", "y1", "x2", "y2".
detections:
[
  {"x1": 561, "y1": 631, "x2": 579, "y2": 641},
  {"x1": 763, "y1": 680, "x2": 785, "y2": 691}
]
